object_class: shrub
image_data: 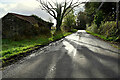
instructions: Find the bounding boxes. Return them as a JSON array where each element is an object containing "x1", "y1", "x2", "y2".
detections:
[
  {"x1": 71, "y1": 29, "x2": 78, "y2": 33},
  {"x1": 99, "y1": 21, "x2": 120, "y2": 38},
  {"x1": 86, "y1": 23, "x2": 98, "y2": 33},
  {"x1": 87, "y1": 21, "x2": 120, "y2": 42}
]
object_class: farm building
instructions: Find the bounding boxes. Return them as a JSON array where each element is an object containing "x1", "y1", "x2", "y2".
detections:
[{"x1": 2, "y1": 13, "x2": 53, "y2": 40}]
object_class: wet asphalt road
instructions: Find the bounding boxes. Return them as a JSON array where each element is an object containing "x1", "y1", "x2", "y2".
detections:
[{"x1": 2, "y1": 30, "x2": 120, "y2": 78}]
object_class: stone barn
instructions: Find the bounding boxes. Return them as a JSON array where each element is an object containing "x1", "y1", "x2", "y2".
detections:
[{"x1": 2, "y1": 13, "x2": 53, "y2": 40}]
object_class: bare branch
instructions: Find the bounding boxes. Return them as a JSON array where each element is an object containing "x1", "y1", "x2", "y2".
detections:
[
  {"x1": 64, "y1": 2, "x2": 86, "y2": 17},
  {"x1": 38, "y1": 0, "x2": 57, "y2": 19},
  {"x1": 37, "y1": 0, "x2": 87, "y2": 31}
]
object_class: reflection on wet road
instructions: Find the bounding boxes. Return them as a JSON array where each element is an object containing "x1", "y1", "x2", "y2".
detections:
[{"x1": 2, "y1": 30, "x2": 120, "y2": 78}]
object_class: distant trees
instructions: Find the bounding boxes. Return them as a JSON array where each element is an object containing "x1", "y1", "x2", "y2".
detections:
[
  {"x1": 85, "y1": 2, "x2": 119, "y2": 23},
  {"x1": 62, "y1": 10, "x2": 76, "y2": 31},
  {"x1": 85, "y1": 2, "x2": 120, "y2": 42},
  {"x1": 76, "y1": 11, "x2": 88, "y2": 30},
  {"x1": 84, "y1": 2, "x2": 119, "y2": 28},
  {"x1": 37, "y1": 0, "x2": 85, "y2": 32}
]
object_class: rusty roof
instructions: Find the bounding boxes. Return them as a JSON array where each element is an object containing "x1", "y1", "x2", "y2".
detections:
[{"x1": 8, "y1": 13, "x2": 38, "y2": 24}]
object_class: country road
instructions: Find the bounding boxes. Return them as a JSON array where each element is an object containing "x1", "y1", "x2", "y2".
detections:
[{"x1": 2, "y1": 30, "x2": 120, "y2": 78}]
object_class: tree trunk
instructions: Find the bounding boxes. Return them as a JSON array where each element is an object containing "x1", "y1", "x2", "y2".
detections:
[
  {"x1": 116, "y1": 2, "x2": 119, "y2": 30},
  {"x1": 56, "y1": 19, "x2": 62, "y2": 32},
  {"x1": 116, "y1": 2, "x2": 120, "y2": 39}
]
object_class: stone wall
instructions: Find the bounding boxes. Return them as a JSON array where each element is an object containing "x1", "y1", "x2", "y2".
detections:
[
  {"x1": 2, "y1": 13, "x2": 53, "y2": 40},
  {"x1": 2, "y1": 14, "x2": 34, "y2": 40}
]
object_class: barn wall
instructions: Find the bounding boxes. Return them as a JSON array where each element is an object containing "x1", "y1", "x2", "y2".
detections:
[
  {"x1": 2, "y1": 13, "x2": 53, "y2": 40},
  {"x1": 2, "y1": 14, "x2": 34, "y2": 39}
]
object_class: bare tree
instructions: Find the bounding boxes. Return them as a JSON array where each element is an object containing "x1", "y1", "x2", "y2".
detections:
[{"x1": 37, "y1": 0, "x2": 86, "y2": 32}]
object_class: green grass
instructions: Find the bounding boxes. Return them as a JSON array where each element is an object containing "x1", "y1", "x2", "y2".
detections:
[
  {"x1": 111, "y1": 44, "x2": 120, "y2": 50},
  {"x1": 0, "y1": 32, "x2": 73, "y2": 61},
  {"x1": 86, "y1": 30, "x2": 120, "y2": 50},
  {"x1": 86, "y1": 30, "x2": 117, "y2": 41},
  {"x1": 71, "y1": 29, "x2": 78, "y2": 33},
  {"x1": 1, "y1": 37, "x2": 50, "y2": 60},
  {"x1": 53, "y1": 32, "x2": 72, "y2": 40}
]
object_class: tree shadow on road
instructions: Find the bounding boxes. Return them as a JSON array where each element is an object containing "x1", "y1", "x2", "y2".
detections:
[
  {"x1": 77, "y1": 46, "x2": 119, "y2": 78},
  {"x1": 70, "y1": 39, "x2": 119, "y2": 54},
  {"x1": 64, "y1": 38, "x2": 120, "y2": 78},
  {"x1": 2, "y1": 50, "x2": 63, "y2": 78},
  {"x1": 64, "y1": 38, "x2": 119, "y2": 62},
  {"x1": 54, "y1": 49, "x2": 73, "y2": 78}
]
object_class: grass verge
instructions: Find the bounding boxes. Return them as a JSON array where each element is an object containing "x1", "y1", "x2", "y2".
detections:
[
  {"x1": 0, "y1": 32, "x2": 74, "y2": 67},
  {"x1": 86, "y1": 30, "x2": 120, "y2": 50}
]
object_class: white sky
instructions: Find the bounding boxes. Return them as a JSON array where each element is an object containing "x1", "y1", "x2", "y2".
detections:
[
  {"x1": 0, "y1": 0, "x2": 50, "y2": 20},
  {"x1": 0, "y1": 0, "x2": 87, "y2": 25},
  {"x1": 0, "y1": 0, "x2": 118, "y2": 25}
]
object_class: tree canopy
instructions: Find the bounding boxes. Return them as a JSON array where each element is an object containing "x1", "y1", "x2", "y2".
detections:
[
  {"x1": 85, "y1": 2, "x2": 120, "y2": 22},
  {"x1": 37, "y1": 0, "x2": 86, "y2": 31},
  {"x1": 62, "y1": 9, "x2": 76, "y2": 31}
]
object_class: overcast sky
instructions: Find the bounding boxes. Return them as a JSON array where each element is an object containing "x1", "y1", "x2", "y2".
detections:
[
  {"x1": 0, "y1": 0, "x2": 51, "y2": 20},
  {"x1": 0, "y1": 0, "x2": 118, "y2": 25},
  {"x1": 0, "y1": 0, "x2": 87, "y2": 25}
]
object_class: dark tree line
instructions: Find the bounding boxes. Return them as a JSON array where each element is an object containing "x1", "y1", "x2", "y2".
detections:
[
  {"x1": 85, "y1": 2, "x2": 120, "y2": 23},
  {"x1": 76, "y1": 2, "x2": 120, "y2": 30}
]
